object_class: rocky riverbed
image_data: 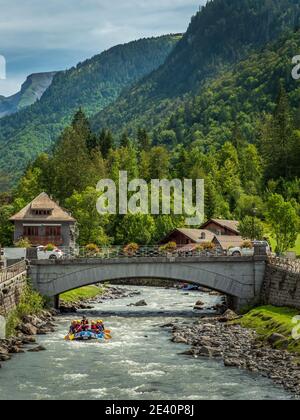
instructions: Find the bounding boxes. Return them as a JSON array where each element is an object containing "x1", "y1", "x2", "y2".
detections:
[
  {"x1": 0, "y1": 309, "x2": 57, "y2": 367},
  {"x1": 0, "y1": 286, "x2": 140, "y2": 367},
  {"x1": 59, "y1": 286, "x2": 141, "y2": 312},
  {"x1": 163, "y1": 311, "x2": 300, "y2": 397}
]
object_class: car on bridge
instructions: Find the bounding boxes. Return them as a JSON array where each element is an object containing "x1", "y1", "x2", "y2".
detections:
[
  {"x1": 228, "y1": 240, "x2": 271, "y2": 257},
  {"x1": 36, "y1": 246, "x2": 64, "y2": 260}
]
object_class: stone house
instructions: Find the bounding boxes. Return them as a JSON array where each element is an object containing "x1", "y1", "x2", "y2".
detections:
[{"x1": 9, "y1": 192, "x2": 76, "y2": 248}]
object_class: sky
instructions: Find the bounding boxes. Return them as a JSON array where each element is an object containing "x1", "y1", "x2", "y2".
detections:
[{"x1": 0, "y1": 0, "x2": 203, "y2": 96}]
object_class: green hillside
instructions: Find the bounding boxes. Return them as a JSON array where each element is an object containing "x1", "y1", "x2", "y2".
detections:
[
  {"x1": 92, "y1": 0, "x2": 300, "y2": 138},
  {"x1": 0, "y1": 35, "x2": 179, "y2": 184}
]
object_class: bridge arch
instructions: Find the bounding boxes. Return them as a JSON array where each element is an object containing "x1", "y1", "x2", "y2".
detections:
[{"x1": 29, "y1": 257, "x2": 266, "y2": 310}]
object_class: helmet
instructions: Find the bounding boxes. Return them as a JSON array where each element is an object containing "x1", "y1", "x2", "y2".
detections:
[{"x1": 91, "y1": 321, "x2": 95, "y2": 325}]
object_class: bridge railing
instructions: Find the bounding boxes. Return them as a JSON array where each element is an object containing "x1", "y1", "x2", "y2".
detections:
[
  {"x1": 268, "y1": 256, "x2": 300, "y2": 274},
  {"x1": 0, "y1": 260, "x2": 27, "y2": 285},
  {"x1": 60, "y1": 245, "x2": 227, "y2": 260}
]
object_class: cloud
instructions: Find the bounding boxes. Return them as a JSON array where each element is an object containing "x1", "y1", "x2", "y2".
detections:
[{"x1": 0, "y1": 0, "x2": 204, "y2": 96}]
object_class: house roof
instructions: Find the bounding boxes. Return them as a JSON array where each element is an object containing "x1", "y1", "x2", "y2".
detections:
[
  {"x1": 10, "y1": 192, "x2": 76, "y2": 222},
  {"x1": 213, "y1": 235, "x2": 245, "y2": 250},
  {"x1": 162, "y1": 228, "x2": 215, "y2": 244},
  {"x1": 201, "y1": 219, "x2": 240, "y2": 234}
]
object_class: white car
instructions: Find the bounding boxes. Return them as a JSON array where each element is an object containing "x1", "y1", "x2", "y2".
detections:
[
  {"x1": 228, "y1": 241, "x2": 271, "y2": 257},
  {"x1": 36, "y1": 246, "x2": 64, "y2": 260}
]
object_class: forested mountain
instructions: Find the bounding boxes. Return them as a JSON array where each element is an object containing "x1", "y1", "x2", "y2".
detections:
[
  {"x1": 93, "y1": 29, "x2": 300, "y2": 154},
  {"x1": 92, "y1": 0, "x2": 300, "y2": 135},
  {"x1": 0, "y1": 72, "x2": 56, "y2": 118},
  {"x1": 0, "y1": 35, "x2": 179, "y2": 183}
]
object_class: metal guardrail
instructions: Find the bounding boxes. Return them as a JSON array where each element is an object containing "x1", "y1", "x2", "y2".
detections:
[
  {"x1": 268, "y1": 256, "x2": 300, "y2": 274},
  {"x1": 60, "y1": 245, "x2": 227, "y2": 260},
  {"x1": 0, "y1": 260, "x2": 27, "y2": 285}
]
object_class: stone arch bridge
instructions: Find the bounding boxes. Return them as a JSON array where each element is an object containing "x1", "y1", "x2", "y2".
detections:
[{"x1": 29, "y1": 255, "x2": 267, "y2": 310}]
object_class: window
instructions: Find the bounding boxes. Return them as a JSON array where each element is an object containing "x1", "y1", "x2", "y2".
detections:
[
  {"x1": 45, "y1": 226, "x2": 61, "y2": 237},
  {"x1": 23, "y1": 226, "x2": 39, "y2": 237},
  {"x1": 33, "y1": 209, "x2": 52, "y2": 216},
  {"x1": 200, "y1": 232, "x2": 206, "y2": 240}
]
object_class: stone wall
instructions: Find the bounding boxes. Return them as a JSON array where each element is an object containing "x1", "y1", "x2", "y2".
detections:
[
  {"x1": 0, "y1": 274, "x2": 27, "y2": 316},
  {"x1": 262, "y1": 263, "x2": 300, "y2": 309}
]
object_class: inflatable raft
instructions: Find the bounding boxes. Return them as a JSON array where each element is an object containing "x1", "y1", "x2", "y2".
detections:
[{"x1": 65, "y1": 330, "x2": 111, "y2": 342}]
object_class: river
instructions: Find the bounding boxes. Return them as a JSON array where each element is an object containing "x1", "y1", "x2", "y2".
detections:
[{"x1": 0, "y1": 286, "x2": 293, "y2": 400}]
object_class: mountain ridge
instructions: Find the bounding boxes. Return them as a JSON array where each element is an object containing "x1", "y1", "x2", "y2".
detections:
[
  {"x1": 0, "y1": 34, "x2": 180, "y2": 183},
  {"x1": 0, "y1": 71, "x2": 57, "y2": 118}
]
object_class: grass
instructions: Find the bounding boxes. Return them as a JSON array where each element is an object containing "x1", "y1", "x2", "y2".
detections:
[
  {"x1": 236, "y1": 305, "x2": 300, "y2": 354},
  {"x1": 60, "y1": 285, "x2": 106, "y2": 303},
  {"x1": 269, "y1": 234, "x2": 300, "y2": 257},
  {"x1": 6, "y1": 284, "x2": 45, "y2": 337}
]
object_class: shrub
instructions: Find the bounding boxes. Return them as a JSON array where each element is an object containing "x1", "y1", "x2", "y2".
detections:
[
  {"x1": 45, "y1": 243, "x2": 56, "y2": 252},
  {"x1": 242, "y1": 241, "x2": 253, "y2": 249},
  {"x1": 14, "y1": 238, "x2": 32, "y2": 248},
  {"x1": 201, "y1": 242, "x2": 216, "y2": 250},
  {"x1": 194, "y1": 244, "x2": 204, "y2": 252},
  {"x1": 159, "y1": 242, "x2": 177, "y2": 253},
  {"x1": 85, "y1": 243, "x2": 100, "y2": 256},
  {"x1": 123, "y1": 243, "x2": 139, "y2": 255},
  {"x1": 5, "y1": 284, "x2": 45, "y2": 337}
]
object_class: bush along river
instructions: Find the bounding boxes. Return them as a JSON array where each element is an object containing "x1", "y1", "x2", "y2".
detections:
[{"x1": 0, "y1": 286, "x2": 296, "y2": 400}]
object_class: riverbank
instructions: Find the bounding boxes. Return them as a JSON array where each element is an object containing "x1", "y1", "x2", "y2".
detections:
[
  {"x1": 0, "y1": 286, "x2": 293, "y2": 400},
  {"x1": 236, "y1": 306, "x2": 300, "y2": 354},
  {"x1": 0, "y1": 309, "x2": 57, "y2": 367},
  {"x1": 0, "y1": 285, "x2": 139, "y2": 367},
  {"x1": 59, "y1": 285, "x2": 141, "y2": 312},
  {"x1": 165, "y1": 308, "x2": 300, "y2": 396}
]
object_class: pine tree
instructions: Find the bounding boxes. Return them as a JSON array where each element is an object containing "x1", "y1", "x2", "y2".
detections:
[
  {"x1": 260, "y1": 83, "x2": 295, "y2": 180},
  {"x1": 72, "y1": 108, "x2": 97, "y2": 152},
  {"x1": 99, "y1": 129, "x2": 114, "y2": 158},
  {"x1": 51, "y1": 127, "x2": 97, "y2": 202},
  {"x1": 137, "y1": 128, "x2": 151, "y2": 151},
  {"x1": 120, "y1": 131, "x2": 130, "y2": 148}
]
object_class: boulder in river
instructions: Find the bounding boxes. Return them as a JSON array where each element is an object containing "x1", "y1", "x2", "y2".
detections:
[
  {"x1": 268, "y1": 333, "x2": 289, "y2": 349},
  {"x1": 19, "y1": 323, "x2": 38, "y2": 336},
  {"x1": 27, "y1": 345, "x2": 46, "y2": 353},
  {"x1": 224, "y1": 358, "x2": 243, "y2": 368},
  {"x1": 218, "y1": 310, "x2": 239, "y2": 322},
  {"x1": 172, "y1": 335, "x2": 188, "y2": 344},
  {"x1": 194, "y1": 300, "x2": 205, "y2": 310},
  {"x1": 128, "y1": 300, "x2": 148, "y2": 307}
]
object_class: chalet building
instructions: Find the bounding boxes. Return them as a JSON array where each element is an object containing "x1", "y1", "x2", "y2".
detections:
[
  {"x1": 200, "y1": 219, "x2": 240, "y2": 236},
  {"x1": 212, "y1": 235, "x2": 245, "y2": 251},
  {"x1": 160, "y1": 228, "x2": 215, "y2": 246},
  {"x1": 10, "y1": 193, "x2": 76, "y2": 248}
]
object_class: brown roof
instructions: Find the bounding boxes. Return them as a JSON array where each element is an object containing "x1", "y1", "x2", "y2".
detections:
[
  {"x1": 201, "y1": 219, "x2": 240, "y2": 234},
  {"x1": 10, "y1": 192, "x2": 76, "y2": 222},
  {"x1": 213, "y1": 235, "x2": 245, "y2": 250},
  {"x1": 164, "y1": 228, "x2": 215, "y2": 244}
]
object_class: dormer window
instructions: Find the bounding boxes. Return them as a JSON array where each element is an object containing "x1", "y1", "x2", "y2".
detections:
[
  {"x1": 200, "y1": 232, "x2": 206, "y2": 240},
  {"x1": 32, "y1": 209, "x2": 52, "y2": 216}
]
